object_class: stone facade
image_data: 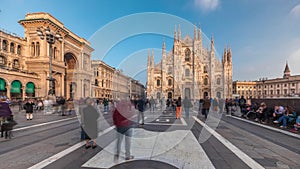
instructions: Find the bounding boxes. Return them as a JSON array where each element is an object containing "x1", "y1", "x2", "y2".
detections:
[
  {"x1": 233, "y1": 63, "x2": 300, "y2": 99},
  {"x1": 92, "y1": 60, "x2": 114, "y2": 99},
  {"x1": 147, "y1": 26, "x2": 233, "y2": 100},
  {"x1": 0, "y1": 12, "x2": 93, "y2": 100}
]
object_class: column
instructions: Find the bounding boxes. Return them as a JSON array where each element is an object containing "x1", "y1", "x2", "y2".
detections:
[
  {"x1": 6, "y1": 86, "x2": 11, "y2": 99},
  {"x1": 22, "y1": 85, "x2": 26, "y2": 100}
]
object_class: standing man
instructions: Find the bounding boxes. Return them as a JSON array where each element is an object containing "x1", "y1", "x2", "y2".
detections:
[
  {"x1": 183, "y1": 96, "x2": 192, "y2": 119},
  {"x1": 149, "y1": 97, "x2": 155, "y2": 113},
  {"x1": 137, "y1": 97, "x2": 145, "y2": 125},
  {"x1": 113, "y1": 99, "x2": 134, "y2": 161},
  {"x1": 24, "y1": 99, "x2": 34, "y2": 120},
  {"x1": 103, "y1": 98, "x2": 109, "y2": 113},
  {"x1": 202, "y1": 97, "x2": 211, "y2": 119}
]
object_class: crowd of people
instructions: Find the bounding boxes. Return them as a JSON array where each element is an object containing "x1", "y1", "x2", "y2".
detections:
[{"x1": 224, "y1": 96, "x2": 300, "y2": 133}]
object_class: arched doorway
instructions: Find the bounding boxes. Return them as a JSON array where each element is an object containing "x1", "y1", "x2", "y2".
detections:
[
  {"x1": 167, "y1": 92, "x2": 172, "y2": 99},
  {"x1": 217, "y1": 92, "x2": 221, "y2": 99},
  {"x1": 203, "y1": 92, "x2": 208, "y2": 98},
  {"x1": 25, "y1": 82, "x2": 35, "y2": 97},
  {"x1": 11, "y1": 80, "x2": 22, "y2": 100},
  {"x1": 0, "y1": 78, "x2": 7, "y2": 97},
  {"x1": 184, "y1": 88, "x2": 191, "y2": 99},
  {"x1": 64, "y1": 53, "x2": 77, "y2": 99}
]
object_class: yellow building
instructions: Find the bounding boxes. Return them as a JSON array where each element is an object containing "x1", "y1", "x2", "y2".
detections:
[{"x1": 0, "y1": 12, "x2": 93, "y2": 100}]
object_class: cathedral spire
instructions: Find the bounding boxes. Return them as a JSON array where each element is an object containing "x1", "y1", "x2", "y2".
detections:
[
  {"x1": 194, "y1": 24, "x2": 197, "y2": 40},
  {"x1": 148, "y1": 49, "x2": 151, "y2": 67},
  {"x1": 283, "y1": 61, "x2": 291, "y2": 78},
  {"x1": 178, "y1": 24, "x2": 181, "y2": 41},
  {"x1": 151, "y1": 49, "x2": 155, "y2": 67},
  {"x1": 197, "y1": 24, "x2": 201, "y2": 41},
  {"x1": 211, "y1": 34, "x2": 214, "y2": 51},
  {"x1": 222, "y1": 46, "x2": 227, "y2": 64},
  {"x1": 174, "y1": 25, "x2": 177, "y2": 41}
]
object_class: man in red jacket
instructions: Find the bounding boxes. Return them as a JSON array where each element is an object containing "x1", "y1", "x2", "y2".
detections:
[{"x1": 113, "y1": 98, "x2": 135, "y2": 161}]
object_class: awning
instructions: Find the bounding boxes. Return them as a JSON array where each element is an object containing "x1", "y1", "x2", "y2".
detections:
[
  {"x1": 0, "y1": 78, "x2": 5, "y2": 91},
  {"x1": 26, "y1": 82, "x2": 35, "y2": 94},
  {"x1": 11, "y1": 81, "x2": 21, "y2": 93}
]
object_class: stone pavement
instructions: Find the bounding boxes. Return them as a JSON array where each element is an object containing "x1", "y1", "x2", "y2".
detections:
[{"x1": 9, "y1": 106, "x2": 76, "y2": 129}]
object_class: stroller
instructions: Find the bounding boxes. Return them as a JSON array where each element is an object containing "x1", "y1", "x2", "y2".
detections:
[{"x1": 1, "y1": 115, "x2": 18, "y2": 139}]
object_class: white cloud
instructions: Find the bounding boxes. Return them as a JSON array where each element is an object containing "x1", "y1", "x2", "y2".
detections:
[
  {"x1": 194, "y1": 0, "x2": 220, "y2": 12},
  {"x1": 288, "y1": 48, "x2": 300, "y2": 75},
  {"x1": 290, "y1": 4, "x2": 300, "y2": 17}
]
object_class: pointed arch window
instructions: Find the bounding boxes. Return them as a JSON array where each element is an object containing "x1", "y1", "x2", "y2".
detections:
[
  {"x1": 204, "y1": 77, "x2": 208, "y2": 85},
  {"x1": 157, "y1": 79, "x2": 161, "y2": 87},
  {"x1": 185, "y1": 48, "x2": 191, "y2": 61},
  {"x1": 204, "y1": 65, "x2": 208, "y2": 73},
  {"x1": 217, "y1": 78, "x2": 221, "y2": 85},
  {"x1": 185, "y1": 69, "x2": 190, "y2": 77},
  {"x1": 168, "y1": 79, "x2": 172, "y2": 86}
]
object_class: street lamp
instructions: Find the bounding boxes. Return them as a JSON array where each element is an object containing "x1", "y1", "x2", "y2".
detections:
[{"x1": 36, "y1": 26, "x2": 62, "y2": 96}]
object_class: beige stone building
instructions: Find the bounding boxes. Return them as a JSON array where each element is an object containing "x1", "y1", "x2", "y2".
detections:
[
  {"x1": 0, "y1": 12, "x2": 93, "y2": 100},
  {"x1": 233, "y1": 63, "x2": 300, "y2": 99},
  {"x1": 147, "y1": 26, "x2": 233, "y2": 100},
  {"x1": 112, "y1": 69, "x2": 131, "y2": 100},
  {"x1": 92, "y1": 60, "x2": 114, "y2": 99}
]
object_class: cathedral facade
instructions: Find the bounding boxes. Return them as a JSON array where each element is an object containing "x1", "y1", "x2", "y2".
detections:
[{"x1": 147, "y1": 26, "x2": 233, "y2": 100}]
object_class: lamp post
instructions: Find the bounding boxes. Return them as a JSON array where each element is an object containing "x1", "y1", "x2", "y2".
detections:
[{"x1": 36, "y1": 26, "x2": 62, "y2": 96}]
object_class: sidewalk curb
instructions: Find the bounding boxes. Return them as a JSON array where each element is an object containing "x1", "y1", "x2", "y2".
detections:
[{"x1": 226, "y1": 115, "x2": 300, "y2": 139}]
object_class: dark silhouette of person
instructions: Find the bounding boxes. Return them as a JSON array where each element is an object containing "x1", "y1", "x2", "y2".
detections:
[{"x1": 82, "y1": 97, "x2": 99, "y2": 149}]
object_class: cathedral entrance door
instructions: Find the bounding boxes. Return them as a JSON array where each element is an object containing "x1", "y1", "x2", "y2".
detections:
[
  {"x1": 167, "y1": 92, "x2": 172, "y2": 99},
  {"x1": 204, "y1": 92, "x2": 208, "y2": 98}
]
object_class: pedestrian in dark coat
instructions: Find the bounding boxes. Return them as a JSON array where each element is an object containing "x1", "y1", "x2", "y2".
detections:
[
  {"x1": 82, "y1": 97, "x2": 99, "y2": 149},
  {"x1": 202, "y1": 97, "x2": 211, "y2": 119},
  {"x1": 23, "y1": 99, "x2": 34, "y2": 120}
]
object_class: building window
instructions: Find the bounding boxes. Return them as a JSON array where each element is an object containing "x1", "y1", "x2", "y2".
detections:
[
  {"x1": 204, "y1": 77, "x2": 208, "y2": 85},
  {"x1": 36, "y1": 42, "x2": 40, "y2": 56},
  {"x1": 277, "y1": 84, "x2": 280, "y2": 87},
  {"x1": 2, "y1": 40, "x2": 7, "y2": 51},
  {"x1": 217, "y1": 78, "x2": 221, "y2": 85},
  {"x1": 292, "y1": 83, "x2": 295, "y2": 87},
  {"x1": 12, "y1": 59, "x2": 20, "y2": 69},
  {"x1": 185, "y1": 48, "x2": 191, "y2": 61},
  {"x1": 270, "y1": 85, "x2": 273, "y2": 88},
  {"x1": 31, "y1": 42, "x2": 35, "y2": 56},
  {"x1": 284, "y1": 84, "x2": 287, "y2": 87},
  {"x1": 53, "y1": 47, "x2": 57, "y2": 59},
  {"x1": 277, "y1": 90, "x2": 280, "y2": 95},
  {"x1": 157, "y1": 79, "x2": 160, "y2": 87},
  {"x1": 270, "y1": 90, "x2": 273, "y2": 95},
  {"x1": 0, "y1": 56, "x2": 6, "y2": 65},
  {"x1": 17, "y1": 45, "x2": 21, "y2": 55},
  {"x1": 284, "y1": 89, "x2": 287, "y2": 95},
  {"x1": 168, "y1": 79, "x2": 172, "y2": 86},
  {"x1": 185, "y1": 69, "x2": 190, "y2": 77},
  {"x1": 95, "y1": 79, "x2": 98, "y2": 86},
  {"x1": 10, "y1": 43, "x2": 15, "y2": 53},
  {"x1": 204, "y1": 65, "x2": 208, "y2": 73}
]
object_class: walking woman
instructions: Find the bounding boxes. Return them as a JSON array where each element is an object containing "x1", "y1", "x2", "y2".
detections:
[
  {"x1": 176, "y1": 97, "x2": 182, "y2": 119},
  {"x1": 24, "y1": 99, "x2": 34, "y2": 120}
]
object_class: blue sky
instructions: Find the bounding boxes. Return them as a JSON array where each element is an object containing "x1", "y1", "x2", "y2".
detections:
[{"x1": 1, "y1": 0, "x2": 300, "y2": 84}]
